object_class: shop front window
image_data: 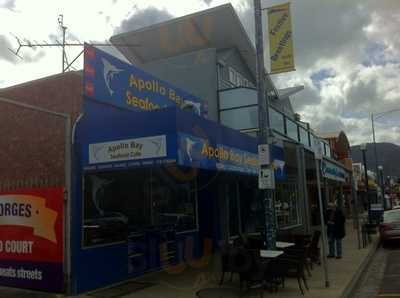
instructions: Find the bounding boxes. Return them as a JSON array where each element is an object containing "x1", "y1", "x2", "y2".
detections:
[
  {"x1": 227, "y1": 184, "x2": 240, "y2": 237},
  {"x1": 150, "y1": 169, "x2": 197, "y2": 233},
  {"x1": 82, "y1": 168, "x2": 197, "y2": 247},
  {"x1": 275, "y1": 178, "x2": 300, "y2": 228}
]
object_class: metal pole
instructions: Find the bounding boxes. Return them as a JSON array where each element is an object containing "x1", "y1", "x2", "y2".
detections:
[
  {"x1": 351, "y1": 175, "x2": 361, "y2": 249},
  {"x1": 362, "y1": 149, "x2": 371, "y2": 224},
  {"x1": 371, "y1": 114, "x2": 380, "y2": 203},
  {"x1": 379, "y1": 167, "x2": 385, "y2": 210},
  {"x1": 62, "y1": 25, "x2": 66, "y2": 73},
  {"x1": 315, "y1": 158, "x2": 330, "y2": 287},
  {"x1": 254, "y1": 0, "x2": 276, "y2": 250},
  {"x1": 64, "y1": 116, "x2": 72, "y2": 293}
]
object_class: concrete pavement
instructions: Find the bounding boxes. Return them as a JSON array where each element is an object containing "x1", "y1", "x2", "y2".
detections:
[
  {"x1": 0, "y1": 222, "x2": 378, "y2": 297},
  {"x1": 378, "y1": 248, "x2": 400, "y2": 298},
  {"x1": 80, "y1": 222, "x2": 379, "y2": 298}
]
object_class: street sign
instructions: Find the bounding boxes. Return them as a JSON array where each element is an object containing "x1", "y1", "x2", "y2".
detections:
[
  {"x1": 371, "y1": 203, "x2": 384, "y2": 211},
  {"x1": 258, "y1": 144, "x2": 270, "y2": 166},
  {"x1": 259, "y1": 166, "x2": 275, "y2": 189}
]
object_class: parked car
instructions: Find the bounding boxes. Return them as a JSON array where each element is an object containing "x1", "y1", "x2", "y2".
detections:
[{"x1": 379, "y1": 209, "x2": 400, "y2": 245}]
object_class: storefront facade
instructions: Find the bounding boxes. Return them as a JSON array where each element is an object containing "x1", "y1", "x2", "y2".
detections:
[{"x1": 70, "y1": 45, "x2": 288, "y2": 293}]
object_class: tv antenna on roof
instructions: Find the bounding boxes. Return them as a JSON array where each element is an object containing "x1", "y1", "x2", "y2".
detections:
[{"x1": 8, "y1": 15, "x2": 140, "y2": 73}]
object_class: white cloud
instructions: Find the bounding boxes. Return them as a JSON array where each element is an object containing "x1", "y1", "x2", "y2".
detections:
[{"x1": 0, "y1": 0, "x2": 399, "y2": 146}]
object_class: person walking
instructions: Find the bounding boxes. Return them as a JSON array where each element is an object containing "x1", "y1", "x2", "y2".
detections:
[{"x1": 326, "y1": 201, "x2": 346, "y2": 259}]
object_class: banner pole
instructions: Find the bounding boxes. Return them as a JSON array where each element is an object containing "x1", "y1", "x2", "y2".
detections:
[{"x1": 254, "y1": 0, "x2": 276, "y2": 249}]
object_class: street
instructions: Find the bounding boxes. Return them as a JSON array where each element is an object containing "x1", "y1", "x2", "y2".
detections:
[{"x1": 353, "y1": 240, "x2": 400, "y2": 298}]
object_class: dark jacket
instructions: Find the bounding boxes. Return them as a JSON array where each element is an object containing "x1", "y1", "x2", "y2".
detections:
[{"x1": 326, "y1": 208, "x2": 346, "y2": 239}]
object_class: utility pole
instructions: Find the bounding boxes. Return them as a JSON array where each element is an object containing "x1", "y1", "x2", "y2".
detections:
[
  {"x1": 371, "y1": 113, "x2": 379, "y2": 204},
  {"x1": 59, "y1": 14, "x2": 67, "y2": 73},
  {"x1": 371, "y1": 108, "x2": 400, "y2": 205},
  {"x1": 254, "y1": 0, "x2": 276, "y2": 250},
  {"x1": 361, "y1": 144, "x2": 371, "y2": 224}
]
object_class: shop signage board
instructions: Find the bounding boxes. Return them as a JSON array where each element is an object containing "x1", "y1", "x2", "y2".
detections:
[
  {"x1": 0, "y1": 188, "x2": 64, "y2": 292},
  {"x1": 177, "y1": 133, "x2": 259, "y2": 175},
  {"x1": 321, "y1": 160, "x2": 346, "y2": 182},
  {"x1": 89, "y1": 135, "x2": 167, "y2": 164},
  {"x1": 177, "y1": 133, "x2": 285, "y2": 178},
  {"x1": 83, "y1": 45, "x2": 207, "y2": 117}
]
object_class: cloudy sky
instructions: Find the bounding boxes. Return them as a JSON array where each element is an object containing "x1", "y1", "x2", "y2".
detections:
[{"x1": 1, "y1": 0, "x2": 399, "y2": 145}]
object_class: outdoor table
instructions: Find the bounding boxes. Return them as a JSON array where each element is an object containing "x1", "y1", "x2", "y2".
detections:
[
  {"x1": 196, "y1": 287, "x2": 239, "y2": 298},
  {"x1": 259, "y1": 249, "x2": 284, "y2": 258},
  {"x1": 276, "y1": 241, "x2": 295, "y2": 249},
  {"x1": 247, "y1": 232, "x2": 261, "y2": 237}
]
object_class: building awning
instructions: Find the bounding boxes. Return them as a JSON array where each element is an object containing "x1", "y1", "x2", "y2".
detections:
[
  {"x1": 110, "y1": 4, "x2": 257, "y2": 77},
  {"x1": 76, "y1": 102, "x2": 285, "y2": 178}
]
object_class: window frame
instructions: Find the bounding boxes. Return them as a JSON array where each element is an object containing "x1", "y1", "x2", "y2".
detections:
[{"x1": 81, "y1": 168, "x2": 199, "y2": 249}]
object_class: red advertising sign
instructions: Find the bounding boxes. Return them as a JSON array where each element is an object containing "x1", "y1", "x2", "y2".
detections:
[{"x1": 0, "y1": 187, "x2": 64, "y2": 292}]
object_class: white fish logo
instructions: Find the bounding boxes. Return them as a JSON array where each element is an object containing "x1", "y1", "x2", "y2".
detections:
[
  {"x1": 182, "y1": 100, "x2": 201, "y2": 115},
  {"x1": 273, "y1": 159, "x2": 285, "y2": 172},
  {"x1": 185, "y1": 138, "x2": 196, "y2": 162},
  {"x1": 102, "y1": 58, "x2": 123, "y2": 95},
  {"x1": 151, "y1": 138, "x2": 163, "y2": 155}
]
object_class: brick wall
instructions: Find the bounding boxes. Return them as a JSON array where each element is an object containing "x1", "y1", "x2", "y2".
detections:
[{"x1": 0, "y1": 71, "x2": 83, "y2": 189}]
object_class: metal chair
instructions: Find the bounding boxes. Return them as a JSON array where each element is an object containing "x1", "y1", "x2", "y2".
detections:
[
  {"x1": 280, "y1": 247, "x2": 310, "y2": 295},
  {"x1": 219, "y1": 241, "x2": 236, "y2": 285}
]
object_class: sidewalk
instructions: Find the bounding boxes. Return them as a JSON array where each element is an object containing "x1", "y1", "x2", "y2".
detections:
[{"x1": 0, "y1": 222, "x2": 378, "y2": 298}]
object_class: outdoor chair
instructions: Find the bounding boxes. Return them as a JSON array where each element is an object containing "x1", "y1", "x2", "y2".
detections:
[
  {"x1": 219, "y1": 241, "x2": 236, "y2": 285},
  {"x1": 292, "y1": 233, "x2": 312, "y2": 247},
  {"x1": 276, "y1": 231, "x2": 294, "y2": 243},
  {"x1": 308, "y1": 230, "x2": 321, "y2": 266},
  {"x1": 230, "y1": 248, "x2": 266, "y2": 298},
  {"x1": 276, "y1": 256, "x2": 308, "y2": 295},
  {"x1": 280, "y1": 247, "x2": 310, "y2": 294},
  {"x1": 263, "y1": 257, "x2": 289, "y2": 292},
  {"x1": 290, "y1": 245, "x2": 313, "y2": 276}
]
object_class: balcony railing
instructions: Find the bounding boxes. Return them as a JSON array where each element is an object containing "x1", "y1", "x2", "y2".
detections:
[{"x1": 218, "y1": 87, "x2": 332, "y2": 158}]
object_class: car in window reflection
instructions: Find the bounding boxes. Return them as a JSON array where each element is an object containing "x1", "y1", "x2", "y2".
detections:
[
  {"x1": 158, "y1": 213, "x2": 195, "y2": 232},
  {"x1": 84, "y1": 212, "x2": 129, "y2": 246}
]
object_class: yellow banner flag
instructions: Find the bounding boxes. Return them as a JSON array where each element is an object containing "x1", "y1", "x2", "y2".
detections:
[{"x1": 267, "y1": 2, "x2": 295, "y2": 74}]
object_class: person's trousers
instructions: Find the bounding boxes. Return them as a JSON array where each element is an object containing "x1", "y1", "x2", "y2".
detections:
[{"x1": 328, "y1": 236, "x2": 342, "y2": 257}]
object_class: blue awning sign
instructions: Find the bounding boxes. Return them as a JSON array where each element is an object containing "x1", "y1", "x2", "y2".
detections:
[
  {"x1": 83, "y1": 45, "x2": 207, "y2": 117},
  {"x1": 177, "y1": 133, "x2": 258, "y2": 175},
  {"x1": 77, "y1": 106, "x2": 287, "y2": 178}
]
